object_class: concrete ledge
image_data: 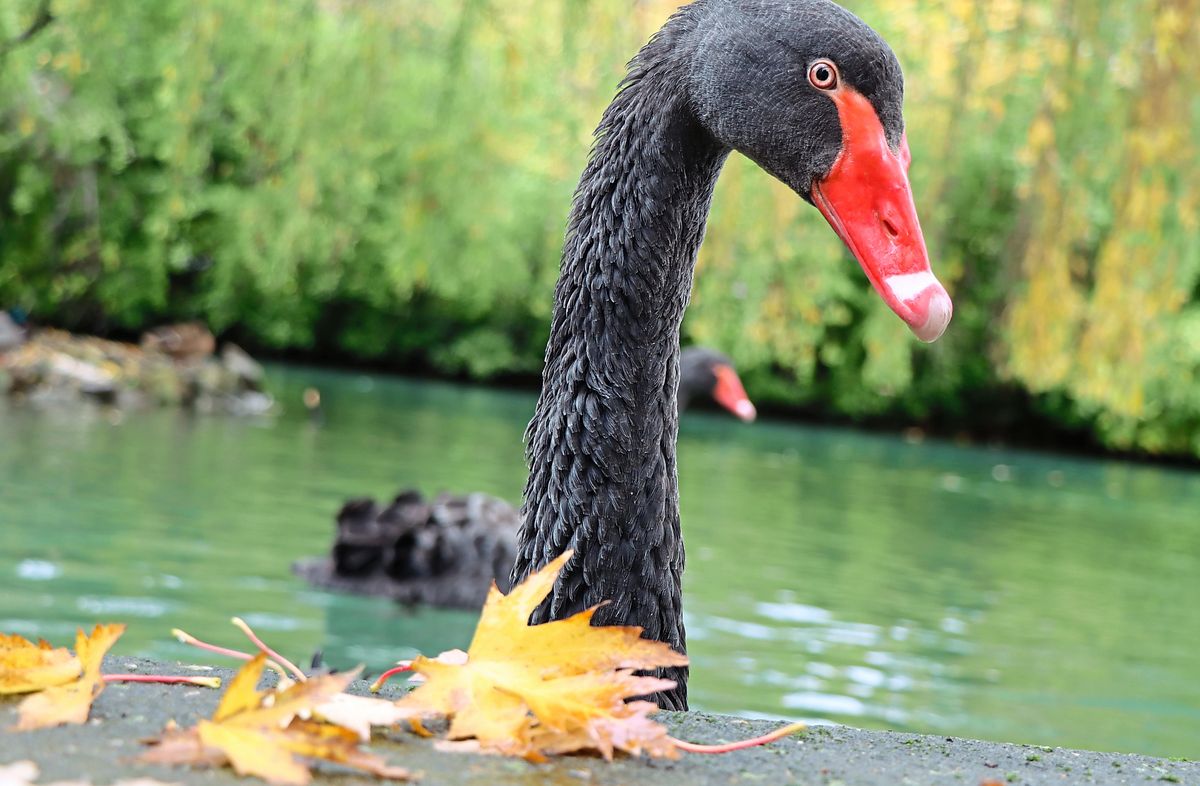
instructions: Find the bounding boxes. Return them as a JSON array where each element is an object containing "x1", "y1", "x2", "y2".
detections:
[{"x1": 1, "y1": 657, "x2": 1194, "y2": 786}]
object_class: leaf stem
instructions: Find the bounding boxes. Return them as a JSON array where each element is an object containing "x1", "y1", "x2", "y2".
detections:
[
  {"x1": 369, "y1": 662, "x2": 413, "y2": 693},
  {"x1": 171, "y1": 626, "x2": 289, "y2": 680},
  {"x1": 670, "y1": 722, "x2": 806, "y2": 754},
  {"x1": 103, "y1": 673, "x2": 222, "y2": 688},
  {"x1": 230, "y1": 617, "x2": 308, "y2": 682},
  {"x1": 171, "y1": 628, "x2": 253, "y2": 661}
]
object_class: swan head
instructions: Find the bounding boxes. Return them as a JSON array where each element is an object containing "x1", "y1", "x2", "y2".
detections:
[
  {"x1": 685, "y1": 0, "x2": 952, "y2": 343},
  {"x1": 679, "y1": 347, "x2": 757, "y2": 422}
]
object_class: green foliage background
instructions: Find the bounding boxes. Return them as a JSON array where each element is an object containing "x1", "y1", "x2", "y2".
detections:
[{"x1": 1, "y1": 0, "x2": 1197, "y2": 454}]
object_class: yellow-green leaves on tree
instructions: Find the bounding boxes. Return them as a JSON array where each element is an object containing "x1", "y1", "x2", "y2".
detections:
[
  {"x1": 2, "y1": 0, "x2": 1199, "y2": 456},
  {"x1": 1001, "y1": 0, "x2": 1200, "y2": 452}
]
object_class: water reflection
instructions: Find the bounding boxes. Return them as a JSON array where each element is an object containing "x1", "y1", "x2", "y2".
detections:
[{"x1": 1, "y1": 365, "x2": 1198, "y2": 757}]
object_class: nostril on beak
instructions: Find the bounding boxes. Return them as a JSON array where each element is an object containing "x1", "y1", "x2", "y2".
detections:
[{"x1": 882, "y1": 216, "x2": 900, "y2": 240}]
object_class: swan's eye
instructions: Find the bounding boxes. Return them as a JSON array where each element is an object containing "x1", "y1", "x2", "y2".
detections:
[{"x1": 808, "y1": 60, "x2": 838, "y2": 91}]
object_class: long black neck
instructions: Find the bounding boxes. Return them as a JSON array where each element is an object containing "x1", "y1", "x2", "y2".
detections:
[{"x1": 511, "y1": 15, "x2": 728, "y2": 711}]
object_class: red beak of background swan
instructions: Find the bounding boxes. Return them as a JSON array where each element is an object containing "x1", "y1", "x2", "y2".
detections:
[
  {"x1": 711, "y1": 363, "x2": 757, "y2": 422},
  {"x1": 812, "y1": 88, "x2": 952, "y2": 343}
]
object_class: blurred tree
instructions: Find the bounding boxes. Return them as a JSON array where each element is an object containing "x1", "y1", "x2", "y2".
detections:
[{"x1": 0, "y1": 0, "x2": 1196, "y2": 454}]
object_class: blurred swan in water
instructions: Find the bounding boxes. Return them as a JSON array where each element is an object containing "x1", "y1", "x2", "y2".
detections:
[{"x1": 292, "y1": 346, "x2": 755, "y2": 608}]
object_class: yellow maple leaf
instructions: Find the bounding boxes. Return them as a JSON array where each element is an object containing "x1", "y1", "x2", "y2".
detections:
[
  {"x1": 141, "y1": 654, "x2": 414, "y2": 785},
  {"x1": 15, "y1": 623, "x2": 125, "y2": 730},
  {"x1": 0, "y1": 633, "x2": 82, "y2": 695},
  {"x1": 397, "y1": 550, "x2": 689, "y2": 759}
]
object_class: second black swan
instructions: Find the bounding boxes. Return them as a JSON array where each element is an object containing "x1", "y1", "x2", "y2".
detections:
[{"x1": 293, "y1": 346, "x2": 757, "y2": 608}]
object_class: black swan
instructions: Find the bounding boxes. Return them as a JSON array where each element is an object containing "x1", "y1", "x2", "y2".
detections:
[
  {"x1": 677, "y1": 346, "x2": 755, "y2": 422},
  {"x1": 510, "y1": 0, "x2": 950, "y2": 711},
  {"x1": 292, "y1": 347, "x2": 756, "y2": 607}
]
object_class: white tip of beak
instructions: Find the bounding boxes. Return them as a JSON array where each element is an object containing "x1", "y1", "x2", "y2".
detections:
[
  {"x1": 912, "y1": 290, "x2": 953, "y2": 343},
  {"x1": 882, "y1": 272, "x2": 953, "y2": 343},
  {"x1": 735, "y1": 399, "x2": 757, "y2": 422}
]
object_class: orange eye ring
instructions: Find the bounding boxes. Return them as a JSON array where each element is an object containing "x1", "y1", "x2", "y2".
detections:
[{"x1": 808, "y1": 59, "x2": 838, "y2": 91}]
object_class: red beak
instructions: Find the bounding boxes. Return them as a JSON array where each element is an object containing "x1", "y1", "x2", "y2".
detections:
[
  {"x1": 711, "y1": 364, "x2": 757, "y2": 422},
  {"x1": 811, "y1": 89, "x2": 951, "y2": 343}
]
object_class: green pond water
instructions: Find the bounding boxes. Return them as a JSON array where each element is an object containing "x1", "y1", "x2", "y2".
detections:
[{"x1": 1, "y1": 364, "x2": 1198, "y2": 757}]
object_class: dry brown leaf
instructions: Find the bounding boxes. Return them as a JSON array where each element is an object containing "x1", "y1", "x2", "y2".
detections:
[
  {"x1": 0, "y1": 760, "x2": 181, "y2": 786},
  {"x1": 0, "y1": 759, "x2": 90, "y2": 786},
  {"x1": 398, "y1": 550, "x2": 689, "y2": 759},
  {"x1": 268, "y1": 671, "x2": 416, "y2": 742},
  {"x1": 309, "y1": 690, "x2": 416, "y2": 741},
  {"x1": 140, "y1": 725, "x2": 226, "y2": 770},
  {"x1": 140, "y1": 654, "x2": 415, "y2": 785},
  {"x1": 228, "y1": 669, "x2": 415, "y2": 744},
  {"x1": 0, "y1": 634, "x2": 81, "y2": 695},
  {"x1": 0, "y1": 761, "x2": 42, "y2": 785},
  {"x1": 14, "y1": 624, "x2": 125, "y2": 731}
]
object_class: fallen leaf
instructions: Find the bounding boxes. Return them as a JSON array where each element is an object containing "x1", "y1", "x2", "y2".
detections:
[
  {"x1": 0, "y1": 634, "x2": 81, "y2": 694},
  {"x1": 309, "y1": 690, "x2": 416, "y2": 741},
  {"x1": 140, "y1": 654, "x2": 415, "y2": 785},
  {"x1": 0, "y1": 760, "x2": 179, "y2": 786},
  {"x1": 0, "y1": 764, "x2": 90, "y2": 786},
  {"x1": 262, "y1": 669, "x2": 417, "y2": 742},
  {"x1": 398, "y1": 550, "x2": 689, "y2": 759},
  {"x1": 0, "y1": 761, "x2": 41, "y2": 785},
  {"x1": 210, "y1": 652, "x2": 268, "y2": 723},
  {"x1": 15, "y1": 624, "x2": 125, "y2": 730}
]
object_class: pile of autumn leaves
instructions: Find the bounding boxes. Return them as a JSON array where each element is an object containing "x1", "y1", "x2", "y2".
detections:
[{"x1": 1, "y1": 553, "x2": 801, "y2": 784}]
